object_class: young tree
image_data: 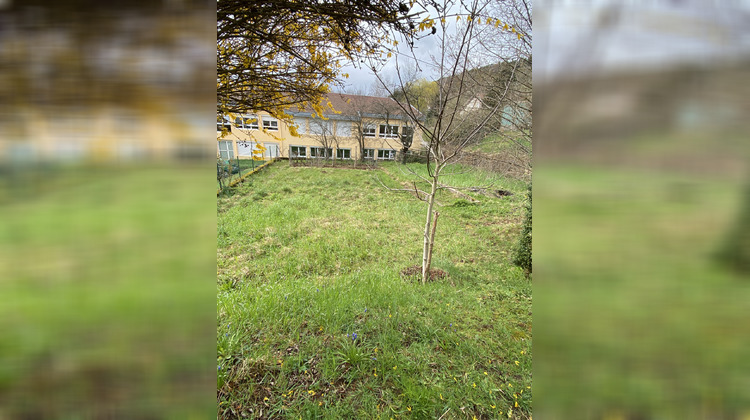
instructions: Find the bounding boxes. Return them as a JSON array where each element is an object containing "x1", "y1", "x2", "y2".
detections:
[
  {"x1": 309, "y1": 118, "x2": 337, "y2": 161},
  {"x1": 352, "y1": 112, "x2": 378, "y2": 162},
  {"x1": 370, "y1": 0, "x2": 531, "y2": 283}
]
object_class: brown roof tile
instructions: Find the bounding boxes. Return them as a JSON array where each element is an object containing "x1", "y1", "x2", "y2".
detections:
[{"x1": 288, "y1": 93, "x2": 421, "y2": 121}]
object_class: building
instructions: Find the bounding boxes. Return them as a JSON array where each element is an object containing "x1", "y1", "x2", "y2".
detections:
[{"x1": 217, "y1": 93, "x2": 424, "y2": 161}]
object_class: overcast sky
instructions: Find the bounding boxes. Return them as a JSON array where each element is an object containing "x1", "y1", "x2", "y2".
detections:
[
  {"x1": 333, "y1": 15, "x2": 449, "y2": 95},
  {"x1": 335, "y1": 1, "x2": 750, "y2": 94},
  {"x1": 534, "y1": 1, "x2": 750, "y2": 80}
]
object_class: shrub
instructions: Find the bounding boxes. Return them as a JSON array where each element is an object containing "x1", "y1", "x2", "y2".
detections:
[
  {"x1": 513, "y1": 183, "x2": 532, "y2": 276},
  {"x1": 451, "y1": 199, "x2": 476, "y2": 208},
  {"x1": 715, "y1": 181, "x2": 750, "y2": 274},
  {"x1": 399, "y1": 150, "x2": 429, "y2": 164}
]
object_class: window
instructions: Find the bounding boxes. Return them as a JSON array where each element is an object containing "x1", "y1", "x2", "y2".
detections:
[
  {"x1": 290, "y1": 145, "x2": 307, "y2": 158},
  {"x1": 379, "y1": 124, "x2": 399, "y2": 138},
  {"x1": 262, "y1": 117, "x2": 278, "y2": 131},
  {"x1": 293, "y1": 117, "x2": 308, "y2": 135},
  {"x1": 335, "y1": 122, "x2": 351, "y2": 137},
  {"x1": 362, "y1": 148, "x2": 375, "y2": 160},
  {"x1": 336, "y1": 148, "x2": 351, "y2": 160},
  {"x1": 310, "y1": 147, "x2": 332, "y2": 159},
  {"x1": 310, "y1": 120, "x2": 331, "y2": 135},
  {"x1": 362, "y1": 125, "x2": 376, "y2": 138},
  {"x1": 235, "y1": 115, "x2": 258, "y2": 130},
  {"x1": 217, "y1": 116, "x2": 231, "y2": 132},
  {"x1": 218, "y1": 140, "x2": 234, "y2": 160},
  {"x1": 237, "y1": 141, "x2": 262, "y2": 157},
  {"x1": 377, "y1": 149, "x2": 396, "y2": 160}
]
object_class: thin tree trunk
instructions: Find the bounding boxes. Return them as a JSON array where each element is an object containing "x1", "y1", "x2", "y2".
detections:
[
  {"x1": 424, "y1": 210, "x2": 440, "y2": 282},
  {"x1": 422, "y1": 173, "x2": 440, "y2": 283}
]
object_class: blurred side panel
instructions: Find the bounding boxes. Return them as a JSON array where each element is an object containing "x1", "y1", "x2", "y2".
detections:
[
  {"x1": 534, "y1": 1, "x2": 750, "y2": 419},
  {"x1": 0, "y1": 0, "x2": 217, "y2": 418}
]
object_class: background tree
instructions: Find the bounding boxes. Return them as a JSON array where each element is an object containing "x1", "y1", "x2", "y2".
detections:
[
  {"x1": 309, "y1": 118, "x2": 337, "y2": 161},
  {"x1": 391, "y1": 78, "x2": 439, "y2": 119},
  {"x1": 352, "y1": 112, "x2": 377, "y2": 162},
  {"x1": 217, "y1": 0, "x2": 423, "y2": 127}
]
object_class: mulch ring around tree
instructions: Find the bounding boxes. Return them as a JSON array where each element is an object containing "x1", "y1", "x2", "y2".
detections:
[{"x1": 400, "y1": 265, "x2": 449, "y2": 282}]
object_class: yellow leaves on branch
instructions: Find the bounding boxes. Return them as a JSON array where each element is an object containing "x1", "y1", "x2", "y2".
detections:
[
  {"x1": 289, "y1": 125, "x2": 300, "y2": 137},
  {"x1": 417, "y1": 19, "x2": 435, "y2": 31}
]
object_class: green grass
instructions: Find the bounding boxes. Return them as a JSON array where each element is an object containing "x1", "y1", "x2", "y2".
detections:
[
  {"x1": 0, "y1": 164, "x2": 216, "y2": 418},
  {"x1": 534, "y1": 163, "x2": 749, "y2": 419},
  {"x1": 468, "y1": 131, "x2": 531, "y2": 155},
  {"x1": 217, "y1": 161, "x2": 532, "y2": 419}
]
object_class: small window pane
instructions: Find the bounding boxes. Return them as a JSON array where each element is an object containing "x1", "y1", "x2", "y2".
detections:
[
  {"x1": 336, "y1": 123, "x2": 351, "y2": 137},
  {"x1": 293, "y1": 118, "x2": 307, "y2": 134},
  {"x1": 263, "y1": 118, "x2": 278, "y2": 131},
  {"x1": 290, "y1": 146, "x2": 306, "y2": 157},
  {"x1": 218, "y1": 140, "x2": 234, "y2": 160}
]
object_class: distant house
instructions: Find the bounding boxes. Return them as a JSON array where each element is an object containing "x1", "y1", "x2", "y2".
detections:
[
  {"x1": 445, "y1": 59, "x2": 532, "y2": 131},
  {"x1": 217, "y1": 93, "x2": 424, "y2": 161}
]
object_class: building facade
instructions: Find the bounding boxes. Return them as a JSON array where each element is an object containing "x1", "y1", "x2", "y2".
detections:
[{"x1": 217, "y1": 93, "x2": 424, "y2": 161}]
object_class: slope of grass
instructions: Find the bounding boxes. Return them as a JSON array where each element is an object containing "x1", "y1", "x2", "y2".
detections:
[
  {"x1": 468, "y1": 132, "x2": 531, "y2": 155},
  {"x1": 534, "y1": 164, "x2": 749, "y2": 419},
  {"x1": 0, "y1": 165, "x2": 216, "y2": 418},
  {"x1": 217, "y1": 161, "x2": 531, "y2": 419}
]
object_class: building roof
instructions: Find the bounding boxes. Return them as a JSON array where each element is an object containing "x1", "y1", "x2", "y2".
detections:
[{"x1": 287, "y1": 93, "x2": 422, "y2": 121}]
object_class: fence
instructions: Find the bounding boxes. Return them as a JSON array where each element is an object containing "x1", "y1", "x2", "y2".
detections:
[{"x1": 217, "y1": 157, "x2": 271, "y2": 194}]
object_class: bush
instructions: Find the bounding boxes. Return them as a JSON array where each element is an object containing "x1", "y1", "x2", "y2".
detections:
[
  {"x1": 399, "y1": 150, "x2": 428, "y2": 164},
  {"x1": 715, "y1": 181, "x2": 750, "y2": 274},
  {"x1": 451, "y1": 199, "x2": 476, "y2": 208},
  {"x1": 512, "y1": 183, "x2": 532, "y2": 276}
]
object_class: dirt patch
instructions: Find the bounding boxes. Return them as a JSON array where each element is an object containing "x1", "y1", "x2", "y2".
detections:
[{"x1": 400, "y1": 265, "x2": 449, "y2": 282}]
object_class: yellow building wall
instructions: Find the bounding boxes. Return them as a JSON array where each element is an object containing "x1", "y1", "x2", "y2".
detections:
[{"x1": 217, "y1": 112, "x2": 424, "y2": 161}]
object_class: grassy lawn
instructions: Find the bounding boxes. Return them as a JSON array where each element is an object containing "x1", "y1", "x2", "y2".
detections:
[
  {"x1": 0, "y1": 165, "x2": 216, "y2": 418},
  {"x1": 534, "y1": 163, "x2": 749, "y2": 419},
  {"x1": 217, "y1": 161, "x2": 532, "y2": 419}
]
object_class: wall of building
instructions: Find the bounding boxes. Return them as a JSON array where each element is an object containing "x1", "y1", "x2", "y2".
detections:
[{"x1": 217, "y1": 111, "x2": 423, "y2": 161}]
